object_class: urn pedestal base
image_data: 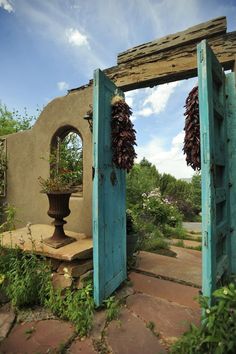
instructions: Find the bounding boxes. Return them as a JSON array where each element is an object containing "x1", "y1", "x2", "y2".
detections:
[
  {"x1": 43, "y1": 219, "x2": 76, "y2": 249},
  {"x1": 43, "y1": 236, "x2": 74, "y2": 249}
]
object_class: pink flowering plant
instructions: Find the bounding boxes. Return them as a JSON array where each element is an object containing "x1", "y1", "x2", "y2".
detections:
[{"x1": 142, "y1": 188, "x2": 182, "y2": 230}]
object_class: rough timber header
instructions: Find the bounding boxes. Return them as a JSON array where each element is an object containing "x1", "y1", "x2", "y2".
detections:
[{"x1": 69, "y1": 16, "x2": 236, "y2": 93}]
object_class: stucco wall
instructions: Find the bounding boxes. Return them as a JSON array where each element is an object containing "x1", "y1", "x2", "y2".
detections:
[{"x1": 5, "y1": 86, "x2": 93, "y2": 236}]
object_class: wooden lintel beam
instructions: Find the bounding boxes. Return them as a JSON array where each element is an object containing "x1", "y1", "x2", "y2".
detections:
[
  {"x1": 118, "y1": 17, "x2": 227, "y2": 65},
  {"x1": 104, "y1": 31, "x2": 236, "y2": 91}
]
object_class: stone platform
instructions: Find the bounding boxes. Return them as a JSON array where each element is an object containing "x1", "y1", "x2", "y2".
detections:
[{"x1": 0, "y1": 224, "x2": 93, "y2": 261}]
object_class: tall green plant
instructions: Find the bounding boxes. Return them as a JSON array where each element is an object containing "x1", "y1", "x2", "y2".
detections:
[{"x1": 171, "y1": 283, "x2": 236, "y2": 354}]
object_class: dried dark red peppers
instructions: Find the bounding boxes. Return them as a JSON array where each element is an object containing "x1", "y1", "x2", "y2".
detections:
[
  {"x1": 183, "y1": 86, "x2": 200, "y2": 171},
  {"x1": 111, "y1": 96, "x2": 137, "y2": 172}
]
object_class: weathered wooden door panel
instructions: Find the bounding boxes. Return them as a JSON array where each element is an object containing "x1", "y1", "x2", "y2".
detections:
[
  {"x1": 226, "y1": 72, "x2": 236, "y2": 274},
  {"x1": 197, "y1": 40, "x2": 231, "y2": 301},
  {"x1": 93, "y1": 69, "x2": 127, "y2": 307}
]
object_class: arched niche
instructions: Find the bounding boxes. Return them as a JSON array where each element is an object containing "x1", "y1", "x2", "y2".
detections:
[{"x1": 50, "y1": 125, "x2": 83, "y2": 196}]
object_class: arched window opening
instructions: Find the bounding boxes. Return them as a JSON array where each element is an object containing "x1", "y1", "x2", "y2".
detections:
[{"x1": 51, "y1": 126, "x2": 83, "y2": 195}]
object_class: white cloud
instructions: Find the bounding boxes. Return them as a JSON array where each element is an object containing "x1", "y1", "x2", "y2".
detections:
[
  {"x1": 0, "y1": 0, "x2": 14, "y2": 12},
  {"x1": 137, "y1": 81, "x2": 181, "y2": 117},
  {"x1": 125, "y1": 91, "x2": 135, "y2": 108},
  {"x1": 66, "y1": 28, "x2": 89, "y2": 47},
  {"x1": 57, "y1": 81, "x2": 69, "y2": 91},
  {"x1": 136, "y1": 131, "x2": 194, "y2": 179}
]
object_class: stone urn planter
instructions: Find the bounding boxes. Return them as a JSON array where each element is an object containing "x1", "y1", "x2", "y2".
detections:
[
  {"x1": 44, "y1": 191, "x2": 75, "y2": 248},
  {"x1": 38, "y1": 176, "x2": 77, "y2": 249},
  {"x1": 43, "y1": 191, "x2": 75, "y2": 249}
]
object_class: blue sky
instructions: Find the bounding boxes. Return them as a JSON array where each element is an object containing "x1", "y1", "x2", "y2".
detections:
[{"x1": 0, "y1": 0, "x2": 235, "y2": 178}]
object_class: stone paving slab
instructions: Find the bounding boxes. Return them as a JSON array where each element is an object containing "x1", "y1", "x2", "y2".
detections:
[
  {"x1": 129, "y1": 272, "x2": 200, "y2": 309},
  {"x1": 126, "y1": 293, "x2": 201, "y2": 345},
  {"x1": 0, "y1": 224, "x2": 93, "y2": 261},
  {"x1": 0, "y1": 305, "x2": 15, "y2": 342},
  {"x1": 68, "y1": 337, "x2": 96, "y2": 354},
  {"x1": 0, "y1": 319, "x2": 74, "y2": 354},
  {"x1": 136, "y1": 250, "x2": 201, "y2": 287},
  {"x1": 106, "y1": 308, "x2": 167, "y2": 354}
]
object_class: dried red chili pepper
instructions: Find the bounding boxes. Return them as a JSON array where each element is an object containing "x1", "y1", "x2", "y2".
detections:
[
  {"x1": 111, "y1": 96, "x2": 137, "y2": 172},
  {"x1": 183, "y1": 86, "x2": 200, "y2": 171}
]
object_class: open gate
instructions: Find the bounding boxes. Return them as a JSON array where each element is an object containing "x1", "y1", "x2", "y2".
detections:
[
  {"x1": 93, "y1": 69, "x2": 127, "y2": 306},
  {"x1": 197, "y1": 40, "x2": 236, "y2": 301},
  {"x1": 92, "y1": 40, "x2": 235, "y2": 306}
]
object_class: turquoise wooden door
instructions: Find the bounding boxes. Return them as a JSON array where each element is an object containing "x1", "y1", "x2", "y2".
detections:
[
  {"x1": 93, "y1": 69, "x2": 127, "y2": 306},
  {"x1": 197, "y1": 40, "x2": 236, "y2": 301}
]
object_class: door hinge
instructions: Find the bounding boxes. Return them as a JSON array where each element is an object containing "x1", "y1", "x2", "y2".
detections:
[
  {"x1": 204, "y1": 231, "x2": 208, "y2": 247},
  {"x1": 200, "y1": 49, "x2": 204, "y2": 63}
]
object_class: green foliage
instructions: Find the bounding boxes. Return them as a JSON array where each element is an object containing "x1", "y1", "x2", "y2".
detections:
[
  {"x1": 0, "y1": 247, "x2": 51, "y2": 308},
  {"x1": 38, "y1": 175, "x2": 76, "y2": 193},
  {"x1": 141, "y1": 232, "x2": 170, "y2": 253},
  {"x1": 44, "y1": 283, "x2": 94, "y2": 336},
  {"x1": 0, "y1": 203, "x2": 17, "y2": 232},
  {"x1": 142, "y1": 188, "x2": 182, "y2": 229},
  {"x1": 190, "y1": 173, "x2": 201, "y2": 214},
  {"x1": 126, "y1": 158, "x2": 160, "y2": 210},
  {"x1": 171, "y1": 283, "x2": 236, "y2": 354},
  {"x1": 0, "y1": 102, "x2": 37, "y2": 136},
  {"x1": 163, "y1": 225, "x2": 187, "y2": 239},
  {"x1": 52, "y1": 132, "x2": 83, "y2": 187},
  {"x1": 40, "y1": 132, "x2": 83, "y2": 192},
  {"x1": 127, "y1": 159, "x2": 201, "y2": 225},
  {"x1": 104, "y1": 295, "x2": 121, "y2": 322},
  {"x1": 0, "y1": 238, "x2": 94, "y2": 337}
]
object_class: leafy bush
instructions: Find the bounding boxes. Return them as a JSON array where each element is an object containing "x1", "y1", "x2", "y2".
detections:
[
  {"x1": 163, "y1": 225, "x2": 187, "y2": 239},
  {"x1": 0, "y1": 247, "x2": 51, "y2": 307},
  {"x1": 141, "y1": 233, "x2": 169, "y2": 253},
  {"x1": 171, "y1": 283, "x2": 236, "y2": 354},
  {"x1": 142, "y1": 188, "x2": 182, "y2": 229}
]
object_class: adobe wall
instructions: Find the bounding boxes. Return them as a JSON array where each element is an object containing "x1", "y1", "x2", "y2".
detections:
[{"x1": 5, "y1": 85, "x2": 93, "y2": 236}]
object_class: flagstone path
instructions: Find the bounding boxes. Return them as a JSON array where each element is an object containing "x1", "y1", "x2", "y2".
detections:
[{"x1": 0, "y1": 245, "x2": 202, "y2": 354}]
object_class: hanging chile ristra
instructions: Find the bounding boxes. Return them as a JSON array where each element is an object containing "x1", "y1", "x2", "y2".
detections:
[
  {"x1": 111, "y1": 95, "x2": 137, "y2": 172},
  {"x1": 183, "y1": 86, "x2": 200, "y2": 171}
]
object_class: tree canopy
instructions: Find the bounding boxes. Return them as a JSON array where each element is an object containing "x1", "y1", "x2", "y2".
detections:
[
  {"x1": 127, "y1": 158, "x2": 201, "y2": 221},
  {"x1": 0, "y1": 102, "x2": 36, "y2": 136}
]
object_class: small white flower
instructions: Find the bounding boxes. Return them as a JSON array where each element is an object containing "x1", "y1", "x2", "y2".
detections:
[
  {"x1": 206, "y1": 309, "x2": 211, "y2": 314},
  {"x1": 64, "y1": 273, "x2": 71, "y2": 279}
]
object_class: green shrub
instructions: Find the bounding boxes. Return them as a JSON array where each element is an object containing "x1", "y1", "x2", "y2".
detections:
[
  {"x1": 142, "y1": 189, "x2": 182, "y2": 230},
  {"x1": 44, "y1": 283, "x2": 94, "y2": 336},
  {"x1": 141, "y1": 230, "x2": 169, "y2": 253},
  {"x1": 171, "y1": 283, "x2": 236, "y2": 354},
  {"x1": 0, "y1": 247, "x2": 50, "y2": 307},
  {"x1": 163, "y1": 225, "x2": 187, "y2": 239},
  {"x1": 0, "y1": 245, "x2": 94, "y2": 337}
]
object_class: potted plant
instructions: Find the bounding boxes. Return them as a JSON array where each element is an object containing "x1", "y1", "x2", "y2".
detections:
[{"x1": 38, "y1": 175, "x2": 77, "y2": 249}]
